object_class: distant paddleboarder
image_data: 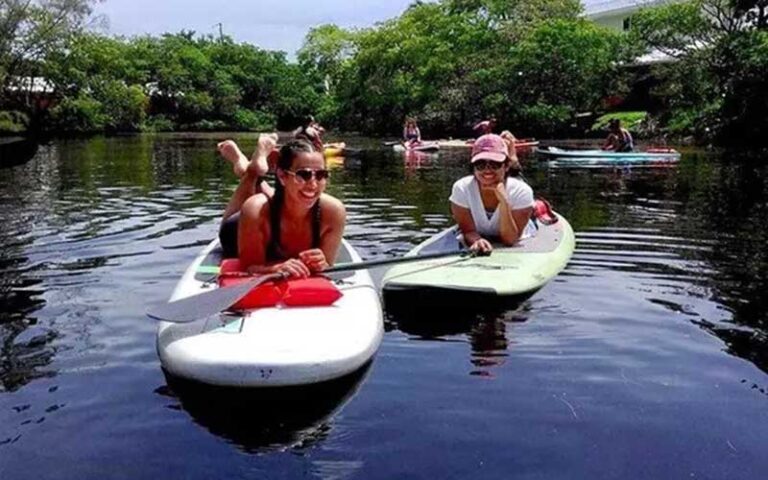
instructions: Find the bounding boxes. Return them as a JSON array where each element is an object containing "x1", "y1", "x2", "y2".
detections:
[
  {"x1": 602, "y1": 118, "x2": 634, "y2": 152},
  {"x1": 403, "y1": 117, "x2": 422, "y2": 148},
  {"x1": 473, "y1": 116, "x2": 498, "y2": 135}
]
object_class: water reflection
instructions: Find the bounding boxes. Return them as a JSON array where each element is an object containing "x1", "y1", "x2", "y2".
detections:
[
  {"x1": 385, "y1": 299, "x2": 533, "y2": 378},
  {"x1": 158, "y1": 363, "x2": 371, "y2": 453},
  {"x1": 402, "y1": 150, "x2": 438, "y2": 172},
  {"x1": 0, "y1": 137, "x2": 39, "y2": 169},
  {"x1": 1, "y1": 142, "x2": 53, "y2": 392}
]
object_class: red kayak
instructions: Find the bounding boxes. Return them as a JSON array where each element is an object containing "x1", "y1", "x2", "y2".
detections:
[
  {"x1": 393, "y1": 141, "x2": 440, "y2": 152},
  {"x1": 438, "y1": 138, "x2": 539, "y2": 150}
]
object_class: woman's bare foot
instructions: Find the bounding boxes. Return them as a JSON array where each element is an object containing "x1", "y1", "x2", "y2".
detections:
[
  {"x1": 247, "y1": 133, "x2": 278, "y2": 177},
  {"x1": 217, "y1": 140, "x2": 249, "y2": 177}
]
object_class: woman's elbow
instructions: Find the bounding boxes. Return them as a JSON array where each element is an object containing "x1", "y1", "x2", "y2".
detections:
[{"x1": 499, "y1": 232, "x2": 520, "y2": 246}]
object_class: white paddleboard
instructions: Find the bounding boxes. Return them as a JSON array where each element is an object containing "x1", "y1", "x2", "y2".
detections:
[{"x1": 157, "y1": 239, "x2": 383, "y2": 387}]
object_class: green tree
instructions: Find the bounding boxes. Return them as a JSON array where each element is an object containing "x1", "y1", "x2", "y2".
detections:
[
  {"x1": 332, "y1": 0, "x2": 626, "y2": 136},
  {"x1": 632, "y1": 0, "x2": 768, "y2": 145},
  {"x1": 505, "y1": 19, "x2": 631, "y2": 133},
  {"x1": 335, "y1": 1, "x2": 494, "y2": 133},
  {"x1": 0, "y1": 0, "x2": 99, "y2": 97},
  {"x1": 298, "y1": 24, "x2": 356, "y2": 93}
]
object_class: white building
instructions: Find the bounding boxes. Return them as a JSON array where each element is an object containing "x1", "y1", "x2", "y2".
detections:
[
  {"x1": 584, "y1": 0, "x2": 670, "y2": 31},
  {"x1": 584, "y1": 0, "x2": 678, "y2": 63}
]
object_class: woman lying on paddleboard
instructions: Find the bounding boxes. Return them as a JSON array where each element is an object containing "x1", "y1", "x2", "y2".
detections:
[
  {"x1": 216, "y1": 135, "x2": 346, "y2": 278},
  {"x1": 449, "y1": 132, "x2": 536, "y2": 254}
]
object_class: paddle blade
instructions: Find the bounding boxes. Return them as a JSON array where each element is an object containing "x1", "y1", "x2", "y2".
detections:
[{"x1": 147, "y1": 273, "x2": 282, "y2": 323}]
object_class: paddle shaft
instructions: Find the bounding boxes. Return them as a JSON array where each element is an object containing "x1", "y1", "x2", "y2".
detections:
[
  {"x1": 148, "y1": 249, "x2": 477, "y2": 323},
  {"x1": 326, "y1": 249, "x2": 473, "y2": 273}
]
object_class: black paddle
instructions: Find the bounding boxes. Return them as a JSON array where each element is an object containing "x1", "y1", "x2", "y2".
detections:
[{"x1": 147, "y1": 249, "x2": 476, "y2": 323}]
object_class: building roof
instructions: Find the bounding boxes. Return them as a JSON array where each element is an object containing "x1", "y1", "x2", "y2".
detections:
[
  {"x1": 583, "y1": 0, "x2": 668, "y2": 19},
  {"x1": 5, "y1": 76, "x2": 54, "y2": 93}
]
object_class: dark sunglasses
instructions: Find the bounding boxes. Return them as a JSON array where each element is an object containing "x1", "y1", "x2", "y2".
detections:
[
  {"x1": 473, "y1": 160, "x2": 504, "y2": 171},
  {"x1": 286, "y1": 168, "x2": 330, "y2": 182}
]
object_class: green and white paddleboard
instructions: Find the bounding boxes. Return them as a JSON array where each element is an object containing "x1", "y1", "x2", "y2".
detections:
[{"x1": 381, "y1": 213, "x2": 575, "y2": 297}]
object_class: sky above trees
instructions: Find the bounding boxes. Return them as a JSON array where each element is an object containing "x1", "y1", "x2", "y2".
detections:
[{"x1": 94, "y1": 0, "x2": 417, "y2": 55}]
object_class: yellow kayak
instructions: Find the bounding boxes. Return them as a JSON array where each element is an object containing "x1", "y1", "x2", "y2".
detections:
[{"x1": 324, "y1": 143, "x2": 346, "y2": 158}]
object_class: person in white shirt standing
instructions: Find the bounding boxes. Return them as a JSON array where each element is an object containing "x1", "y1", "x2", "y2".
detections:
[{"x1": 449, "y1": 132, "x2": 535, "y2": 254}]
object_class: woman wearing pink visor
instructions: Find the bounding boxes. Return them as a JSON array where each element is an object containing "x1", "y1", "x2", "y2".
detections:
[{"x1": 449, "y1": 132, "x2": 536, "y2": 254}]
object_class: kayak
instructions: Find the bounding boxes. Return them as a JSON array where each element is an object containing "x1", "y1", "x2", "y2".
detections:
[
  {"x1": 436, "y1": 139, "x2": 476, "y2": 148},
  {"x1": 323, "y1": 142, "x2": 346, "y2": 158},
  {"x1": 381, "y1": 213, "x2": 575, "y2": 302},
  {"x1": 535, "y1": 146, "x2": 681, "y2": 161},
  {"x1": 437, "y1": 138, "x2": 539, "y2": 150},
  {"x1": 157, "y1": 239, "x2": 383, "y2": 387},
  {"x1": 393, "y1": 141, "x2": 440, "y2": 152},
  {"x1": 515, "y1": 139, "x2": 540, "y2": 150}
]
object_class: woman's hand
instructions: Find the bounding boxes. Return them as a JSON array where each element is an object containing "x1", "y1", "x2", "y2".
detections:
[
  {"x1": 271, "y1": 258, "x2": 311, "y2": 278},
  {"x1": 480, "y1": 181, "x2": 509, "y2": 203},
  {"x1": 493, "y1": 182, "x2": 508, "y2": 202},
  {"x1": 298, "y1": 248, "x2": 329, "y2": 273},
  {"x1": 469, "y1": 237, "x2": 493, "y2": 254}
]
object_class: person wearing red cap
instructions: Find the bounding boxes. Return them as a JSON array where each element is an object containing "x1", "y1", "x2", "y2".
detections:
[{"x1": 449, "y1": 132, "x2": 535, "y2": 254}]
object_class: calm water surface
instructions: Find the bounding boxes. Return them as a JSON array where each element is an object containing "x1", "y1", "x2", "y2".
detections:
[{"x1": 1, "y1": 134, "x2": 767, "y2": 479}]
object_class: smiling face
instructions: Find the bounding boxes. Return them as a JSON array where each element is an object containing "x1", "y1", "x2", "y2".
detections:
[
  {"x1": 278, "y1": 151, "x2": 328, "y2": 209},
  {"x1": 472, "y1": 158, "x2": 508, "y2": 187}
]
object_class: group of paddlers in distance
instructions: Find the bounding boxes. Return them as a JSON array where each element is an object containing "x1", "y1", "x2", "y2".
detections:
[{"x1": 402, "y1": 115, "x2": 633, "y2": 153}]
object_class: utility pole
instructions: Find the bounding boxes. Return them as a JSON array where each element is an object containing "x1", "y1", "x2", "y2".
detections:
[{"x1": 213, "y1": 22, "x2": 224, "y2": 42}]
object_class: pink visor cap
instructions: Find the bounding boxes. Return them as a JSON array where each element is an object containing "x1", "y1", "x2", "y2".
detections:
[{"x1": 471, "y1": 134, "x2": 508, "y2": 163}]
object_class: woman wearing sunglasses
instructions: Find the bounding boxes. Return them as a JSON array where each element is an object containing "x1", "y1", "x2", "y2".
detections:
[
  {"x1": 217, "y1": 137, "x2": 345, "y2": 278},
  {"x1": 449, "y1": 133, "x2": 535, "y2": 254}
]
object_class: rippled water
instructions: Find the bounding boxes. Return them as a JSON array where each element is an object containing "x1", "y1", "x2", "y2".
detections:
[{"x1": 1, "y1": 134, "x2": 767, "y2": 479}]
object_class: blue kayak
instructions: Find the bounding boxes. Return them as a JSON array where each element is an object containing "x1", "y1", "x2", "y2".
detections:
[{"x1": 535, "y1": 146, "x2": 681, "y2": 163}]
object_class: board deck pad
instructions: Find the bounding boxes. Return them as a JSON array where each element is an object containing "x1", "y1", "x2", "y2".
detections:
[{"x1": 382, "y1": 215, "x2": 575, "y2": 298}]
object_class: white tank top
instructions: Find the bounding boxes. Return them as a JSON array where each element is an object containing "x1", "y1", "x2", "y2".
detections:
[{"x1": 449, "y1": 175, "x2": 536, "y2": 238}]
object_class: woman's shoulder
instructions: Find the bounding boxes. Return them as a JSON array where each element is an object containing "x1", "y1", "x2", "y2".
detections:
[
  {"x1": 506, "y1": 175, "x2": 530, "y2": 186},
  {"x1": 505, "y1": 177, "x2": 534, "y2": 206},
  {"x1": 509, "y1": 176, "x2": 532, "y2": 188},
  {"x1": 319, "y1": 194, "x2": 346, "y2": 219},
  {"x1": 452, "y1": 175, "x2": 475, "y2": 189},
  {"x1": 240, "y1": 193, "x2": 271, "y2": 219},
  {"x1": 242, "y1": 192, "x2": 270, "y2": 210}
]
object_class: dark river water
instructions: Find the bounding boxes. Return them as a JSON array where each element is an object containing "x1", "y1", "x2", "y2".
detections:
[{"x1": 1, "y1": 134, "x2": 767, "y2": 479}]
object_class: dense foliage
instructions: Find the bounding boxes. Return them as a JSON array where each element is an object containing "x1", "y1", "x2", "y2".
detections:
[
  {"x1": 38, "y1": 32, "x2": 321, "y2": 132},
  {"x1": 0, "y1": 0, "x2": 97, "y2": 90},
  {"x1": 632, "y1": 0, "x2": 768, "y2": 145},
  {"x1": 317, "y1": 0, "x2": 632, "y2": 136},
  {"x1": 1, "y1": 0, "x2": 764, "y2": 145}
]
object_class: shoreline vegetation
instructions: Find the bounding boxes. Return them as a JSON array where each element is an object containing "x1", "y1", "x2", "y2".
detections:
[{"x1": 1, "y1": 0, "x2": 766, "y2": 147}]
